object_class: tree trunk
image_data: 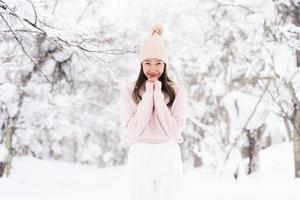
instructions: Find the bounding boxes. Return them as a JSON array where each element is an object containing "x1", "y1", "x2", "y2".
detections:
[
  {"x1": 1, "y1": 121, "x2": 17, "y2": 177},
  {"x1": 0, "y1": 33, "x2": 44, "y2": 177},
  {"x1": 292, "y1": 103, "x2": 300, "y2": 178},
  {"x1": 293, "y1": 2, "x2": 300, "y2": 178},
  {"x1": 194, "y1": 153, "x2": 203, "y2": 167},
  {"x1": 295, "y1": 2, "x2": 300, "y2": 68},
  {"x1": 245, "y1": 124, "x2": 265, "y2": 174},
  {"x1": 0, "y1": 97, "x2": 22, "y2": 177}
]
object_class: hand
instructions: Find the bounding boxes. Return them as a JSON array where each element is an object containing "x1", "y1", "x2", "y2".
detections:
[
  {"x1": 146, "y1": 78, "x2": 161, "y2": 91},
  {"x1": 148, "y1": 76, "x2": 157, "y2": 82},
  {"x1": 145, "y1": 80, "x2": 154, "y2": 91},
  {"x1": 146, "y1": 75, "x2": 158, "y2": 91},
  {"x1": 153, "y1": 80, "x2": 162, "y2": 91}
]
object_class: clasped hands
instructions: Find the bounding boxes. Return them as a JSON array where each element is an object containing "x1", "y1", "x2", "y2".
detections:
[{"x1": 146, "y1": 77, "x2": 161, "y2": 92}]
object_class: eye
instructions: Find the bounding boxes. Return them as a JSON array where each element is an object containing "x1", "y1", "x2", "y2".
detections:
[
  {"x1": 145, "y1": 62, "x2": 150, "y2": 65},
  {"x1": 157, "y1": 62, "x2": 162, "y2": 65}
]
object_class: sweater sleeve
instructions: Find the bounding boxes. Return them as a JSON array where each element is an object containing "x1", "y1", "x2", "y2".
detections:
[
  {"x1": 119, "y1": 83, "x2": 154, "y2": 143},
  {"x1": 153, "y1": 81, "x2": 187, "y2": 143}
]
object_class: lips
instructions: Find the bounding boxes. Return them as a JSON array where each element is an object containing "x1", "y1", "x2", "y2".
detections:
[{"x1": 148, "y1": 73, "x2": 158, "y2": 77}]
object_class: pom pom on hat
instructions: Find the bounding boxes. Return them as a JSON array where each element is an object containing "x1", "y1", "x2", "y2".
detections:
[
  {"x1": 139, "y1": 24, "x2": 168, "y2": 64},
  {"x1": 151, "y1": 24, "x2": 164, "y2": 36}
]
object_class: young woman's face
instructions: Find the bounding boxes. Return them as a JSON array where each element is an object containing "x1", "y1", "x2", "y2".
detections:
[{"x1": 142, "y1": 58, "x2": 164, "y2": 81}]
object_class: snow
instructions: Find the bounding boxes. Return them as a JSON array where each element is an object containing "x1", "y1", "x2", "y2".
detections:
[
  {"x1": 1, "y1": 0, "x2": 300, "y2": 199},
  {"x1": 0, "y1": 145, "x2": 8, "y2": 161},
  {"x1": 221, "y1": 90, "x2": 289, "y2": 143},
  {"x1": 0, "y1": 142, "x2": 299, "y2": 200},
  {"x1": 0, "y1": 83, "x2": 19, "y2": 116}
]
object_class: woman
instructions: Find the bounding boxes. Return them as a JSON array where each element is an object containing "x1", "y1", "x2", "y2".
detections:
[{"x1": 119, "y1": 24, "x2": 187, "y2": 200}]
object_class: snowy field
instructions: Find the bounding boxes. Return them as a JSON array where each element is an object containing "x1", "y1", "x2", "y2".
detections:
[
  {"x1": 1, "y1": 142, "x2": 300, "y2": 200},
  {"x1": 1, "y1": 0, "x2": 300, "y2": 199}
]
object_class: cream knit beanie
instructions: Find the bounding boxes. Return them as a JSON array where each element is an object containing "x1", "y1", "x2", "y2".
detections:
[{"x1": 139, "y1": 24, "x2": 168, "y2": 64}]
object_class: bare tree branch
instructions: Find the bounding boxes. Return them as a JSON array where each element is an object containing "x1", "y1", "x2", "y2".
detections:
[
  {"x1": 224, "y1": 79, "x2": 271, "y2": 164},
  {"x1": 0, "y1": 13, "x2": 36, "y2": 65}
]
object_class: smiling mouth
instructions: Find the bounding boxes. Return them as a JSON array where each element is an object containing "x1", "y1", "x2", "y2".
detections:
[{"x1": 148, "y1": 73, "x2": 158, "y2": 77}]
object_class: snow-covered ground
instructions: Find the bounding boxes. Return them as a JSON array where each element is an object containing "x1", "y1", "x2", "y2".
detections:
[{"x1": 1, "y1": 142, "x2": 300, "y2": 200}]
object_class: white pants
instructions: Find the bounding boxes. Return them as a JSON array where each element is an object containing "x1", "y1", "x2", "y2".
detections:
[{"x1": 122, "y1": 140, "x2": 184, "y2": 200}]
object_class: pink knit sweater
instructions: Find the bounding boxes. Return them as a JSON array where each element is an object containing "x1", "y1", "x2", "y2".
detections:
[{"x1": 119, "y1": 80, "x2": 187, "y2": 146}]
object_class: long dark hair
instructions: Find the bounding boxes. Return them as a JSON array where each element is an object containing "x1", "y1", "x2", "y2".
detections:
[{"x1": 132, "y1": 63, "x2": 176, "y2": 107}]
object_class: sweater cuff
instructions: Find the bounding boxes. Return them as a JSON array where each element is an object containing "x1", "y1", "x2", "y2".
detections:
[{"x1": 154, "y1": 80, "x2": 162, "y2": 93}]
